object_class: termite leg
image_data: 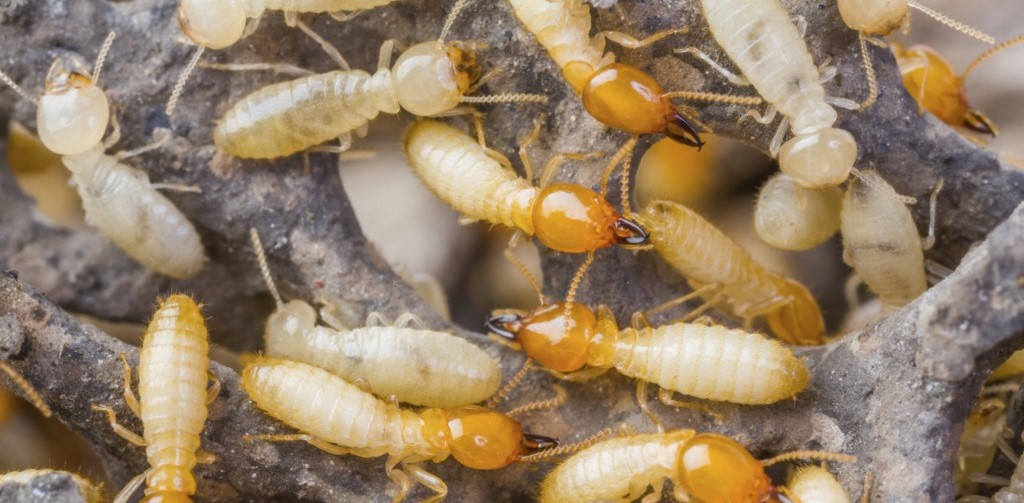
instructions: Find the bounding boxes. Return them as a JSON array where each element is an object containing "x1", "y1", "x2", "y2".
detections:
[
  {"x1": 206, "y1": 371, "x2": 221, "y2": 406},
  {"x1": 198, "y1": 62, "x2": 314, "y2": 77},
  {"x1": 825, "y1": 95, "x2": 860, "y2": 110},
  {"x1": 860, "y1": 472, "x2": 875, "y2": 503},
  {"x1": 318, "y1": 302, "x2": 350, "y2": 331},
  {"x1": 741, "y1": 104, "x2": 778, "y2": 125},
  {"x1": 114, "y1": 132, "x2": 171, "y2": 161},
  {"x1": 327, "y1": 9, "x2": 364, "y2": 22},
  {"x1": 545, "y1": 366, "x2": 609, "y2": 382},
  {"x1": 674, "y1": 47, "x2": 751, "y2": 86},
  {"x1": 364, "y1": 311, "x2": 392, "y2": 328},
  {"x1": 472, "y1": 112, "x2": 516, "y2": 173},
  {"x1": 242, "y1": 13, "x2": 262, "y2": 38},
  {"x1": 744, "y1": 292, "x2": 794, "y2": 318},
  {"x1": 91, "y1": 405, "x2": 146, "y2": 447},
  {"x1": 791, "y1": 15, "x2": 807, "y2": 38},
  {"x1": 117, "y1": 353, "x2": 141, "y2": 418},
  {"x1": 844, "y1": 273, "x2": 865, "y2": 311},
  {"x1": 112, "y1": 469, "x2": 150, "y2": 503},
  {"x1": 393, "y1": 313, "x2": 426, "y2": 329},
  {"x1": 768, "y1": 116, "x2": 791, "y2": 157},
  {"x1": 670, "y1": 293, "x2": 726, "y2": 325},
  {"x1": 597, "y1": 28, "x2": 689, "y2": 50},
  {"x1": 818, "y1": 65, "x2": 838, "y2": 84},
  {"x1": 195, "y1": 449, "x2": 217, "y2": 465},
  {"x1": 104, "y1": 111, "x2": 122, "y2": 149},
  {"x1": 922, "y1": 178, "x2": 944, "y2": 250},
  {"x1": 404, "y1": 463, "x2": 448, "y2": 503},
  {"x1": 636, "y1": 380, "x2": 666, "y2": 433},
  {"x1": 656, "y1": 388, "x2": 722, "y2": 420},
  {"x1": 518, "y1": 114, "x2": 545, "y2": 182},
  {"x1": 244, "y1": 433, "x2": 351, "y2": 456},
  {"x1": 630, "y1": 311, "x2": 653, "y2": 332},
  {"x1": 635, "y1": 478, "x2": 664, "y2": 503},
  {"x1": 542, "y1": 151, "x2": 605, "y2": 189},
  {"x1": 466, "y1": 68, "x2": 500, "y2": 94},
  {"x1": 926, "y1": 260, "x2": 953, "y2": 285},
  {"x1": 376, "y1": 39, "x2": 397, "y2": 72},
  {"x1": 150, "y1": 183, "x2": 202, "y2": 193},
  {"x1": 644, "y1": 283, "x2": 720, "y2": 318},
  {"x1": 386, "y1": 456, "x2": 414, "y2": 503}
]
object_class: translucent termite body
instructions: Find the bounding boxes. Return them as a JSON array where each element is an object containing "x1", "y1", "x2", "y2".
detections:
[
  {"x1": 788, "y1": 465, "x2": 851, "y2": 503},
  {"x1": 955, "y1": 398, "x2": 1006, "y2": 496},
  {"x1": 93, "y1": 295, "x2": 217, "y2": 503},
  {"x1": 241, "y1": 357, "x2": 557, "y2": 502},
  {"x1": 839, "y1": 171, "x2": 925, "y2": 313},
  {"x1": 0, "y1": 35, "x2": 206, "y2": 279},
  {"x1": 539, "y1": 430, "x2": 854, "y2": 503},
  {"x1": 641, "y1": 199, "x2": 826, "y2": 345},
  {"x1": 961, "y1": 440, "x2": 1024, "y2": 503},
  {"x1": 403, "y1": 120, "x2": 649, "y2": 254},
  {"x1": 250, "y1": 228, "x2": 501, "y2": 408},
  {"x1": 0, "y1": 470, "x2": 105, "y2": 503},
  {"x1": 506, "y1": 0, "x2": 703, "y2": 147},
  {"x1": 692, "y1": 0, "x2": 858, "y2": 189},
  {"x1": 754, "y1": 172, "x2": 843, "y2": 251},
  {"x1": 487, "y1": 301, "x2": 808, "y2": 404}
]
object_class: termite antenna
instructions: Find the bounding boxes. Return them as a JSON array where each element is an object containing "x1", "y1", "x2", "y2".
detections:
[
  {"x1": 505, "y1": 386, "x2": 567, "y2": 418},
  {"x1": 0, "y1": 361, "x2": 52, "y2": 418},
  {"x1": 518, "y1": 427, "x2": 614, "y2": 463},
  {"x1": 0, "y1": 68, "x2": 38, "y2": 104},
  {"x1": 436, "y1": 0, "x2": 471, "y2": 50},
  {"x1": 858, "y1": 33, "x2": 879, "y2": 111},
  {"x1": 91, "y1": 31, "x2": 117, "y2": 88},
  {"x1": 906, "y1": 0, "x2": 995, "y2": 44},
  {"x1": 661, "y1": 90, "x2": 762, "y2": 105},
  {"x1": 503, "y1": 245, "x2": 545, "y2": 305},
  {"x1": 486, "y1": 360, "x2": 533, "y2": 408},
  {"x1": 962, "y1": 34, "x2": 1024, "y2": 80},
  {"x1": 599, "y1": 137, "x2": 638, "y2": 197},
  {"x1": 561, "y1": 252, "x2": 595, "y2": 337},
  {"x1": 165, "y1": 46, "x2": 205, "y2": 117},
  {"x1": 760, "y1": 450, "x2": 857, "y2": 467},
  {"x1": 461, "y1": 93, "x2": 548, "y2": 104},
  {"x1": 249, "y1": 228, "x2": 285, "y2": 309}
]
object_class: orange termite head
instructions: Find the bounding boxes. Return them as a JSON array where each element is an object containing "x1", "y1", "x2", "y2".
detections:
[
  {"x1": 486, "y1": 302, "x2": 597, "y2": 372},
  {"x1": 37, "y1": 56, "x2": 110, "y2": 156},
  {"x1": 445, "y1": 405, "x2": 557, "y2": 470},
  {"x1": 676, "y1": 434, "x2": 777, "y2": 503},
  {"x1": 177, "y1": 0, "x2": 247, "y2": 50},
  {"x1": 141, "y1": 494, "x2": 194, "y2": 503},
  {"x1": 532, "y1": 183, "x2": 650, "y2": 253},
  {"x1": 763, "y1": 277, "x2": 826, "y2": 346},
  {"x1": 895, "y1": 44, "x2": 997, "y2": 137}
]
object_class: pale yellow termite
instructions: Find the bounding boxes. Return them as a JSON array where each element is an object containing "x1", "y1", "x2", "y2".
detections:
[
  {"x1": 788, "y1": 465, "x2": 852, "y2": 503},
  {"x1": 249, "y1": 228, "x2": 501, "y2": 407},
  {"x1": 955, "y1": 398, "x2": 1007, "y2": 497},
  {"x1": 754, "y1": 172, "x2": 843, "y2": 251},
  {"x1": 0, "y1": 33, "x2": 206, "y2": 279},
  {"x1": 214, "y1": 0, "x2": 545, "y2": 159},
  {"x1": 959, "y1": 434, "x2": 1024, "y2": 503},
  {"x1": 241, "y1": 357, "x2": 558, "y2": 502},
  {"x1": 839, "y1": 170, "x2": 938, "y2": 314},
  {"x1": 641, "y1": 199, "x2": 826, "y2": 346},
  {"x1": 0, "y1": 470, "x2": 105, "y2": 503},
  {"x1": 679, "y1": 0, "x2": 861, "y2": 190},
  {"x1": 92, "y1": 295, "x2": 219, "y2": 503},
  {"x1": 538, "y1": 429, "x2": 854, "y2": 503}
]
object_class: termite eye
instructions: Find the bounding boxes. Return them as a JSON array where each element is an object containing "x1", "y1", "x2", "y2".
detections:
[
  {"x1": 178, "y1": 0, "x2": 247, "y2": 50},
  {"x1": 447, "y1": 406, "x2": 525, "y2": 470},
  {"x1": 665, "y1": 110, "x2": 705, "y2": 149},
  {"x1": 612, "y1": 217, "x2": 650, "y2": 247},
  {"x1": 485, "y1": 312, "x2": 523, "y2": 340}
]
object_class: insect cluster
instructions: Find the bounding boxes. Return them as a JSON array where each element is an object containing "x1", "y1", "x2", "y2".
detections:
[{"x1": 0, "y1": 0, "x2": 1021, "y2": 501}]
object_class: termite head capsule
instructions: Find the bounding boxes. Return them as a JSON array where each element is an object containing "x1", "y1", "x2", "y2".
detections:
[
  {"x1": 779, "y1": 128, "x2": 857, "y2": 189},
  {"x1": 263, "y1": 300, "x2": 317, "y2": 355},
  {"x1": 896, "y1": 45, "x2": 997, "y2": 136},
  {"x1": 837, "y1": 0, "x2": 908, "y2": 36},
  {"x1": 393, "y1": 41, "x2": 479, "y2": 116},
  {"x1": 441, "y1": 405, "x2": 558, "y2": 469},
  {"x1": 532, "y1": 183, "x2": 650, "y2": 253},
  {"x1": 178, "y1": 0, "x2": 247, "y2": 50},
  {"x1": 37, "y1": 56, "x2": 109, "y2": 156},
  {"x1": 486, "y1": 302, "x2": 596, "y2": 372},
  {"x1": 677, "y1": 434, "x2": 779, "y2": 503}
]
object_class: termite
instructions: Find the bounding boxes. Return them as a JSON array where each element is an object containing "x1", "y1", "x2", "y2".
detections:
[
  {"x1": 249, "y1": 228, "x2": 502, "y2": 408},
  {"x1": 92, "y1": 295, "x2": 219, "y2": 503},
  {"x1": 893, "y1": 35, "x2": 1024, "y2": 138},
  {"x1": 958, "y1": 426, "x2": 1024, "y2": 503},
  {"x1": 0, "y1": 32, "x2": 206, "y2": 279},
  {"x1": 538, "y1": 428, "x2": 854, "y2": 503},
  {"x1": 678, "y1": 0, "x2": 862, "y2": 190},
  {"x1": 754, "y1": 172, "x2": 843, "y2": 251},
  {"x1": 241, "y1": 357, "x2": 559, "y2": 502},
  {"x1": 213, "y1": 0, "x2": 546, "y2": 159},
  {"x1": 788, "y1": 465, "x2": 854, "y2": 503},
  {"x1": 955, "y1": 398, "x2": 1008, "y2": 497},
  {"x1": 634, "y1": 136, "x2": 718, "y2": 209},
  {"x1": 0, "y1": 470, "x2": 105, "y2": 503},
  {"x1": 839, "y1": 170, "x2": 941, "y2": 314},
  {"x1": 641, "y1": 199, "x2": 826, "y2": 346}
]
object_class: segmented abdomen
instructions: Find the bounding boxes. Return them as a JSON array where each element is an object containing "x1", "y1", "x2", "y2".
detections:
[
  {"x1": 261, "y1": 0, "x2": 398, "y2": 12},
  {"x1": 71, "y1": 155, "x2": 205, "y2": 279},
  {"x1": 507, "y1": 0, "x2": 613, "y2": 75},
  {"x1": 404, "y1": 120, "x2": 537, "y2": 233},
  {"x1": 267, "y1": 325, "x2": 501, "y2": 408},
  {"x1": 616, "y1": 323, "x2": 808, "y2": 404},
  {"x1": 138, "y1": 295, "x2": 209, "y2": 488},
  {"x1": 540, "y1": 432, "x2": 692, "y2": 503},
  {"x1": 241, "y1": 358, "x2": 404, "y2": 457},
  {"x1": 215, "y1": 69, "x2": 397, "y2": 159},
  {"x1": 788, "y1": 466, "x2": 850, "y2": 503}
]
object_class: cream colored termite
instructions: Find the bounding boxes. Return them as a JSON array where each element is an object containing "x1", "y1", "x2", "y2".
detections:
[
  {"x1": 0, "y1": 470, "x2": 105, "y2": 503},
  {"x1": 754, "y1": 172, "x2": 843, "y2": 251},
  {"x1": 211, "y1": 0, "x2": 546, "y2": 160},
  {"x1": 678, "y1": 0, "x2": 861, "y2": 190},
  {"x1": 92, "y1": 295, "x2": 219, "y2": 503},
  {"x1": 0, "y1": 32, "x2": 206, "y2": 279},
  {"x1": 839, "y1": 170, "x2": 941, "y2": 314},
  {"x1": 959, "y1": 432, "x2": 1024, "y2": 503},
  {"x1": 249, "y1": 228, "x2": 501, "y2": 408},
  {"x1": 788, "y1": 465, "x2": 852, "y2": 503},
  {"x1": 241, "y1": 357, "x2": 559, "y2": 503}
]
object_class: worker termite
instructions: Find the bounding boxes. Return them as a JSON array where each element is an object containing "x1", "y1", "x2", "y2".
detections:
[
  {"x1": 212, "y1": 0, "x2": 546, "y2": 160},
  {"x1": 958, "y1": 426, "x2": 1024, "y2": 503},
  {"x1": 0, "y1": 32, "x2": 206, "y2": 279},
  {"x1": 0, "y1": 470, "x2": 105, "y2": 503},
  {"x1": 538, "y1": 428, "x2": 855, "y2": 503},
  {"x1": 249, "y1": 228, "x2": 502, "y2": 408},
  {"x1": 754, "y1": 172, "x2": 843, "y2": 251},
  {"x1": 955, "y1": 398, "x2": 1008, "y2": 496},
  {"x1": 839, "y1": 170, "x2": 941, "y2": 314},
  {"x1": 241, "y1": 357, "x2": 560, "y2": 502},
  {"x1": 641, "y1": 199, "x2": 826, "y2": 346},
  {"x1": 678, "y1": 0, "x2": 862, "y2": 190},
  {"x1": 92, "y1": 295, "x2": 218, "y2": 503},
  {"x1": 893, "y1": 35, "x2": 1024, "y2": 138},
  {"x1": 788, "y1": 465, "x2": 854, "y2": 503}
]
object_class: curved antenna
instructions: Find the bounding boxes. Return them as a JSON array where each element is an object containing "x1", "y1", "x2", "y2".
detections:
[
  {"x1": 0, "y1": 69, "x2": 37, "y2": 104},
  {"x1": 560, "y1": 252, "x2": 595, "y2": 338},
  {"x1": 461, "y1": 93, "x2": 548, "y2": 104},
  {"x1": 503, "y1": 244, "x2": 545, "y2": 305},
  {"x1": 907, "y1": 1, "x2": 994, "y2": 44},
  {"x1": 760, "y1": 450, "x2": 857, "y2": 467},
  {"x1": 436, "y1": 0, "x2": 471, "y2": 49},
  {"x1": 486, "y1": 360, "x2": 533, "y2": 408},
  {"x1": 0, "y1": 361, "x2": 52, "y2": 418},
  {"x1": 962, "y1": 34, "x2": 1024, "y2": 80},
  {"x1": 857, "y1": 33, "x2": 879, "y2": 111},
  {"x1": 165, "y1": 46, "x2": 205, "y2": 117},
  {"x1": 249, "y1": 228, "x2": 285, "y2": 309},
  {"x1": 91, "y1": 31, "x2": 117, "y2": 87},
  {"x1": 505, "y1": 386, "x2": 567, "y2": 418}
]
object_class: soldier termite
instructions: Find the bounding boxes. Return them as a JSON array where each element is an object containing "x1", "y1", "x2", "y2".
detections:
[
  {"x1": 241, "y1": 357, "x2": 560, "y2": 502},
  {"x1": 537, "y1": 428, "x2": 855, "y2": 503},
  {"x1": 678, "y1": 0, "x2": 862, "y2": 190},
  {"x1": 893, "y1": 35, "x2": 1024, "y2": 138},
  {"x1": 92, "y1": 295, "x2": 219, "y2": 503},
  {"x1": 249, "y1": 228, "x2": 502, "y2": 408},
  {"x1": 754, "y1": 172, "x2": 843, "y2": 252},
  {"x1": 641, "y1": 199, "x2": 826, "y2": 346},
  {"x1": 0, "y1": 32, "x2": 206, "y2": 279},
  {"x1": 0, "y1": 470, "x2": 105, "y2": 503},
  {"x1": 839, "y1": 170, "x2": 941, "y2": 314},
  {"x1": 212, "y1": 0, "x2": 546, "y2": 160}
]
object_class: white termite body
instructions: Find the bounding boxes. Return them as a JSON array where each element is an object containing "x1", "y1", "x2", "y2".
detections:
[
  {"x1": 788, "y1": 466, "x2": 851, "y2": 503},
  {"x1": 754, "y1": 172, "x2": 843, "y2": 251}
]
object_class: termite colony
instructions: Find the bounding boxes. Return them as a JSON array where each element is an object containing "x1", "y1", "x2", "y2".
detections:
[{"x1": 0, "y1": 0, "x2": 1022, "y2": 501}]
